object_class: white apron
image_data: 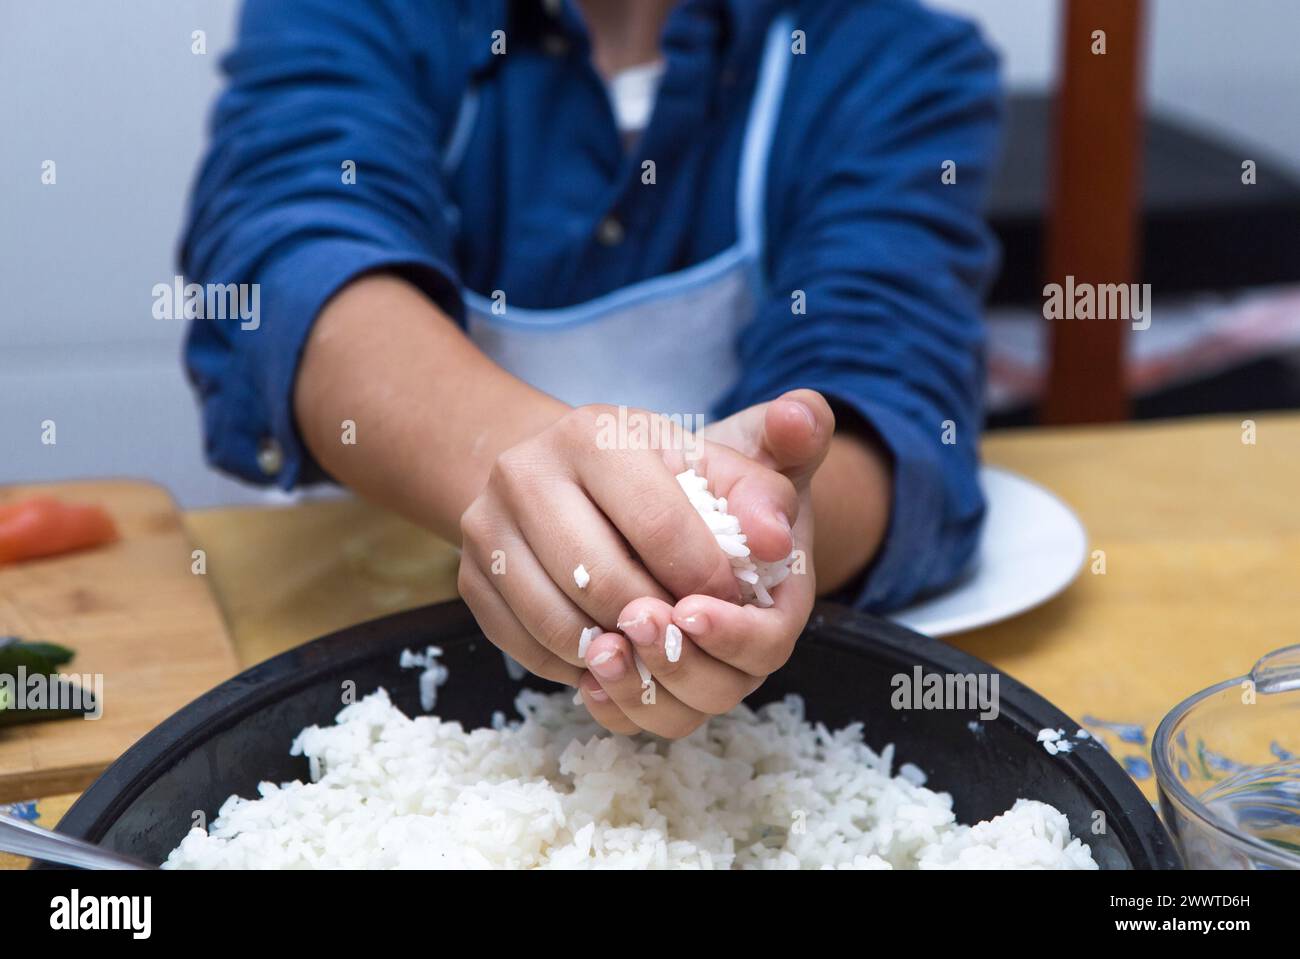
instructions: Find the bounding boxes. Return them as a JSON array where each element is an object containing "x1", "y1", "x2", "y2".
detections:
[{"x1": 451, "y1": 14, "x2": 793, "y2": 416}]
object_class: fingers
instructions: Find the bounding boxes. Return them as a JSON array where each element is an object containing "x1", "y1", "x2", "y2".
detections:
[
  {"x1": 457, "y1": 557, "x2": 582, "y2": 687},
  {"x1": 761, "y1": 389, "x2": 835, "y2": 484},
  {"x1": 699, "y1": 389, "x2": 836, "y2": 486},
  {"x1": 616, "y1": 597, "x2": 758, "y2": 713},
  {"x1": 669, "y1": 518, "x2": 816, "y2": 679},
  {"x1": 461, "y1": 503, "x2": 605, "y2": 667},
  {"x1": 574, "y1": 444, "x2": 740, "y2": 604},
  {"x1": 505, "y1": 480, "x2": 671, "y2": 627},
  {"x1": 583, "y1": 631, "x2": 709, "y2": 739},
  {"x1": 576, "y1": 669, "x2": 640, "y2": 734},
  {"x1": 667, "y1": 594, "x2": 801, "y2": 679},
  {"x1": 693, "y1": 442, "x2": 799, "y2": 564}
]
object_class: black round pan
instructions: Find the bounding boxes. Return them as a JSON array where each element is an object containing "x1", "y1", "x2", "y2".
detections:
[{"x1": 48, "y1": 600, "x2": 1179, "y2": 869}]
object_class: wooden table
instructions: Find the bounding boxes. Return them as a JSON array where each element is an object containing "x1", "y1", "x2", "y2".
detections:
[
  {"x1": 0, "y1": 481, "x2": 238, "y2": 802},
  {"x1": 5, "y1": 413, "x2": 1297, "y2": 866}
]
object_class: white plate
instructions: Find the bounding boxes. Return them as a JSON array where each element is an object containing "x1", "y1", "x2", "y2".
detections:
[{"x1": 888, "y1": 466, "x2": 1087, "y2": 637}]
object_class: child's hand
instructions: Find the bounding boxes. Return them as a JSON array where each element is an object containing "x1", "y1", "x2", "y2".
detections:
[
  {"x1": 456, "y1": 404, "x2": 804, "y2": 729},
  {"x1": 575, "y1": 390, "x2": 834, "y2": 737}
]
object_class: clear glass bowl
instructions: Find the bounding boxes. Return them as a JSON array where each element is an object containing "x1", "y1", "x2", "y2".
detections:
[{"x1": 1153, "y1": 645, "x2": 1300, "y2": 869}]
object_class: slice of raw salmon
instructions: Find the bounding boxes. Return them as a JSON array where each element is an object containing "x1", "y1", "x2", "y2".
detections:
[{"x1": 0, "y1": 496, "x2": 119, "y2": 565}]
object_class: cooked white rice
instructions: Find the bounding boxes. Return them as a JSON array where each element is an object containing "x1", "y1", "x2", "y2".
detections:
[
  {"x1": 676, "y1": 468, "x2": 792, "y2": 607},
  {"x1": 163, "y1": 689, "x2": 1097, "y2": 870},
  {"x1": 1037, "y1": 727, "x2": 1085, "y2": 756},
  {"x1": 664, "y1": 623, "x2": 683, "y2": 663},
  {"x1": 397, "y1": 646, "x2": 448, "y2": 712},
  {"x1": 576, "y1": 626, "x2": 599, "y2": 661}
]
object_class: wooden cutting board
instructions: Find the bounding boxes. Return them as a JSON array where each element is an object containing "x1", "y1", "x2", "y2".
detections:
[{"x1": 0, "y1": 480, "x2": 237, "y2": 802}]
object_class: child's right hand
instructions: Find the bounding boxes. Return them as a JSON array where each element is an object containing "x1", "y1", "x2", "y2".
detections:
[{"x1": 456, "y1": 404, "x2": 799, "y2": 719}]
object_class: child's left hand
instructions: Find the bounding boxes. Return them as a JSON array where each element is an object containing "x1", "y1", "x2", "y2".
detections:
[{"x1": 577, "y1": 390, "x2": 834, "y2": 737}]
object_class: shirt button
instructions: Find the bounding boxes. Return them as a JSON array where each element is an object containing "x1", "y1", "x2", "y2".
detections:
[
  {"x1": 596, "y1": 216, "x2": 625, "y2": 246},
  {"x1": 257, "y1": 438, "x2": 283, "y2": 477},
  {"x1": 542, "y1": 34, "x2": 570, "y2": 57}
]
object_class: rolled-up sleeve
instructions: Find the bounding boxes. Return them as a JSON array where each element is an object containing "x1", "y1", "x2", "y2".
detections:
[
  {"x1": 182, "y1": 0, "x2": 465, "y2": 487},
  {"x1": 718, "y1": 10, "x2": 1004, "y2": 611}
]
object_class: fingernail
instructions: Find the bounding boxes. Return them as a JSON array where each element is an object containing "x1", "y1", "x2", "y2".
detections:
[
  {"x1": 588, "y1": 649, "x2": 625, "y2": 680},
  {"x1": 617, "y1": 613, "x2": 655, "y2": 646},
  {"x1": 678, "y1": 612, "x2": 710, "y2": 636},
  {"x1": 588, "y1": 685, "x2": 610, "y2": 703},
  {"x1": 792, "y1": 400, "x2": 817, "y2": 433}
]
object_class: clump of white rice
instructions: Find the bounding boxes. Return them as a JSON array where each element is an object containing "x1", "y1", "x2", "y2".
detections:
[
  {"x1": 163, "y1": 689, "x2": 1097, "y2": 870},
  {"x1": 676, "y1": 468, "x2": 792, "y2": 607},
  {"x1": 1037, "y1": 727, "x2": 1091, "y2": 755},
  {"x1": 398, "y1": 646, "x2": 448, "y2": 712}
]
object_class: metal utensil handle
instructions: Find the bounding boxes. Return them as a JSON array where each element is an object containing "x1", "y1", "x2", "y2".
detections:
[{"x1": 0, "y1": 813, "x2": 153, "y2": 869}]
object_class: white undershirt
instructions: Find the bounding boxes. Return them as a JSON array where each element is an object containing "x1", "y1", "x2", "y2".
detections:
[{"x1": 605, "y1": 60, "x2": 665, "y2": 135}]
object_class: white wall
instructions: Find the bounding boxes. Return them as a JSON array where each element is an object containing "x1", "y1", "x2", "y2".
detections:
[
  {"x1": 934, "y1": 0, "x2": 1300, "y2": 171},
  {"x1": 0, "y1": 0, "x2": 260, "y2": 505},
  {"x1": 2, "y1": 1, "x2": 1297, "y2": 507},
  {"x1": 930, "y1": 0, "x2": 1063, "y2": 87},
  {"x1": 1146, "y1": 0, "x2": 1300, "y2": 173}
]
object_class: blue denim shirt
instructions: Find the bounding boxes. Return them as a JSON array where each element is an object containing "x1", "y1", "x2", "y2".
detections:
[{"x1": 182, "y1": 0, "x2": 1003, "y2": 611}]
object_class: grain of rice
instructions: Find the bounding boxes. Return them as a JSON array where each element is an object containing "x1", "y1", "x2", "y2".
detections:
[
  {"x1": 577, "y1": 626, "x2": 600, "y2": 660},
  {"x1": 502, "y1": 652, "x2": 526, "y2": 681},
  {"x1": 899, "y1": 762, "x2": 928, "y2": 787},
  {"x1": 399, "y1": 646, "x2": 449, "y2": 712},
  {"x1": 574, "y1": 564, "x2": 590, "y2": 589},
  {"x1": 664, "y1": 623, "x2": 683, "y2": 663}
]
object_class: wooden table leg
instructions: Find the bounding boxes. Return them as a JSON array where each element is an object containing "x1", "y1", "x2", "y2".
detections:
[{"x1": 1042, "y1": 0, "x2": 1146, "y2": 424}]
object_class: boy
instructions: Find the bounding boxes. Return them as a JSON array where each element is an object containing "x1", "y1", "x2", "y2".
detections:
[{"x1": 184, "y1": 0, "x2": 1002, "y2": 736}]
